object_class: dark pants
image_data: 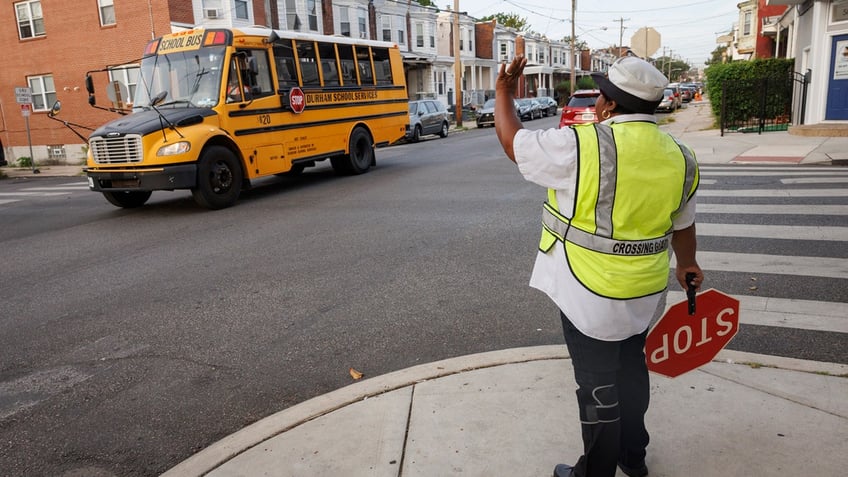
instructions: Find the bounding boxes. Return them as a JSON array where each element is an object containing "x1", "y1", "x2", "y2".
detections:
[{"x1": 560, "y1": 312, "x2": 650, "y2": 477}]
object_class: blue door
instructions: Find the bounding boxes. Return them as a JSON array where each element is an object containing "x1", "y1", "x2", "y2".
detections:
[{"x1": 825, "y1": 34, "x2": 848, "y2": 120}]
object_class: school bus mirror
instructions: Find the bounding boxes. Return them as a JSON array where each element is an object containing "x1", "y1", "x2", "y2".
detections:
[
  {"x1": 278, "y1": 90, "x2": 291, "y2": 111},
  {"x1": 88, "y1": 94, "x2": 96, "y2": 106}
]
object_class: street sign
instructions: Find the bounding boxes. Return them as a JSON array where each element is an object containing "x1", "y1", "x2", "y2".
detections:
[
  {"x1": 646, "y1": 289, "x2": 740, "y2": 378},
  {"x1": 15, "y1": 86, "x2": 32, "y2": 105},
  {"x1": 20, "y1": 104, "x2": 31, "y2": 117},
  {"x1": 289, "y1": 86, "x2": 305, "y2": 114},
  {"x1": 630, "y1": 27, "x2": 661, "y2": 59}
]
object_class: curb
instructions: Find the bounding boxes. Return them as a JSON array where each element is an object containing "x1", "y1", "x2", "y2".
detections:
[{"x1": 161, "y1": 345, "x2": 846, "y2": 476}]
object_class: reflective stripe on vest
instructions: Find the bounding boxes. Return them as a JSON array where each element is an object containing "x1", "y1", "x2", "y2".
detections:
[{"x1": 539, "y1": 121, "x2": 699, "y2": 300}]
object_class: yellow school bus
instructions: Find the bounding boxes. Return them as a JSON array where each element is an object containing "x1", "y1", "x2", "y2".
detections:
[{"x1": 84, "y1": 27, "x2": 408, "y2": 209}]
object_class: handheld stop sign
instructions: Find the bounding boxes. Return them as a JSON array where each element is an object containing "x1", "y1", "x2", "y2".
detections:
[{"x1": 645, "y1": 288, "x2": 740, "y2": 378}]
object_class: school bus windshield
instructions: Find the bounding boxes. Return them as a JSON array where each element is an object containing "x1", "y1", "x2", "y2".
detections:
[{"x1": 133, "y1": 46, "x2": 227, "y2": 110}]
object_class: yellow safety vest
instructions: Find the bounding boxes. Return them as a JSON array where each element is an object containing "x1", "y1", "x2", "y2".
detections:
[{"x1": 539, "y1": 121, "x2": 699, "y2": 299}]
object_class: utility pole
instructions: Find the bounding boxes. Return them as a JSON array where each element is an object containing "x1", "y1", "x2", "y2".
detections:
[
  {"x1": 614, "y1": 17, "x2": 629, "y2": 57},
  {"x1": 453, "y1": 0, "x2": 462, "y2": 127},
  {"x1": 570, "y1": 0, "x2": 576, "y2": 95}
]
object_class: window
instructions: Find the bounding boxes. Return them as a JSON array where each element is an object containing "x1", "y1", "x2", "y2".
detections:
[
  {"x1": 435, "y1": 71, "x2": 445, "y2": 95},
  {"x1": 416, "y1": 23, "x2": 424, "y2": 48},
  {"x1": 340, "y1": 7, "x2": 350, "y2": 37},
  {"x1": 743, "y1": 11, "x2": 752, "y2": 36},
  {"x1": 15, "y1": 1, "x2": 45, "y2": 39},
  {"x1": 358, "y1": 11, "x2": 366, "y2": 39},
  {"x1": 307, "y1": 0, "x2": 317, "y2": 31},
  {"x1": 297, "y1": 41, "x2": 320, "y2": 85},
  {"x1": 499, "y1": 42, "x2": 508, "y2": 62},
  {"x1": 372, "y1": 47, "x2": 393, "y2": 84},
  {"x1": 356, "y1": 47, "x2": 374, "y2": 84},
  {"x1": 28, "y1": 74, "x2": 55, "y2": 111},
  {"x1": 318, "y1": 42, "x2": 339, "y2": 86},
  {"x1": 339, "y1": 44, "x2": 357, "y2": 85},
  {"x1": 382, "y1": 16, "x2": 391, "y2": 42},
  {"x1": 108, "y1": 65, "x2": 139, "y2": 104},
  {"x1": 98, "y1": 0, "x2": 116, "y2": 26},
  {"x1": 48, "y1": 144, "x2": 66, "y2": 160},
  {"x1": 285, "y1": 0, "x2": 300, "y2": 30},
  {"x1": 234, "y1": 0, "x2": 249, "y2": 20},
  {"x1": 398, "y1": 27, "x2": 405, "y2": 45},
  {"x1": 430, "y1": 30, "x2": 435, "y2": 48},
  {"x1": 273, "y1": 40, "x2": 299, "y2": 86}
]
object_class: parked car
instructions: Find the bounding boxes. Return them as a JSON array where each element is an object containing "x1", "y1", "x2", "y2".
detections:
[
  {"x1": 666, "y1": 83, "x2": 683, "y2": 108},
  {"x1": 655, "y1": 88, "x2": 678, "y2": 113},
  {"x1": 406, "y1": 99, "x2": 450, "y2": 141},
  {"x1": 475, "y1": 98, "x2": 520, "y2": 127},
  {"x1": 559, "y1": 89, "x2": 601, "y2": 128},
  {"x1": 536, "y1": 96, "x2": 558, "y2": 117},
  {"x1": 517, "y1": 98, "x2": 542, "y2": 121}
]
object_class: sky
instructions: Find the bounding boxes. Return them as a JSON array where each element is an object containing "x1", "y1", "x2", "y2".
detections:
[{"x1": 456, "y1": 0, "x2": 741, "y2": 69}]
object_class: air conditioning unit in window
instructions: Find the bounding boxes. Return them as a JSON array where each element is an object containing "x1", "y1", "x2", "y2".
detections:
[{"x1": 204, "y1": 8, "x2": 220, "y2": 19}]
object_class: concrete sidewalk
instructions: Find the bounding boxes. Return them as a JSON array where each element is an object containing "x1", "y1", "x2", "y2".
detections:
[{"x1": 162, "y1": 346, "x2": 848, "y2": 477}]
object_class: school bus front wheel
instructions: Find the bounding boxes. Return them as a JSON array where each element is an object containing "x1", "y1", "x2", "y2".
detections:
[{"x1": 191, "y1": 146, "x2": 244, "y2": 210}]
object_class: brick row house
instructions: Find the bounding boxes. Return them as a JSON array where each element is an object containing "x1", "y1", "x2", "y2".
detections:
[{"x1": 1, "y1": 0, "x2": 585, "y2": 164}]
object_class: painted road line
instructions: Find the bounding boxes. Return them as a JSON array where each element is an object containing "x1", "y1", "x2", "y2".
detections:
[
  {"x1": 700, "y1": 166, "x2": 848, "y2": 171},
  {"x1": 0, "y1": 199, "x2": 21, "y2": 205},
  {"x1": 0, "y1": 192, "x2": 69, "y2": 197},
  {"x1": 698, "y1": 189, "x2": 848, "y2": 197},
  {"x1": 21, "y1": 186, "x2": 89, "y2": 191},
  {"x1": 670, "y1": 251, "x2": 848, "y2": 279},
  {"x1": 667, "y1": 291, "x2": 847, "y2": 334},
  {"x1": 701, "y1": 171, "x2": 848, "y2": 176},
  {"x1": 696, "y1": 223, "x2": 848, "y2": 241},
  {"x1": 781, "y1": 177, "x2": 848, "y2": 184},
  {"x1": 697, "y1": 204, "x2": 848, "y2": 215}
]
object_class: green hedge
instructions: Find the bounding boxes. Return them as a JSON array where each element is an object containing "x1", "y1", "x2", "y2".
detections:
[{"x1": 704, "y1": 58, "x2": 794, "y2": 124}]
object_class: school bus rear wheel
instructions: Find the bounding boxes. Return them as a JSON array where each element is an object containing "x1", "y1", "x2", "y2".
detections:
[
  {"x1": 332, "y1": 127, "x2": 374, "y2": 175},
  {"x1": 192, "y1": 146, "x2": 243, "y2": 210},
  {"x1": 102, "y1": 190, "x2": 152, "y2": 208}
]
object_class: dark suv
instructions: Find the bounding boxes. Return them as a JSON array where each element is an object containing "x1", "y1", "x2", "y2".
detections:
[{"x1": 406, "y1": 100, "x2": 450, "y2": 142}]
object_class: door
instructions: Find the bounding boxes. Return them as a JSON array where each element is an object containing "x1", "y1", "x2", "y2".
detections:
[{"x1": 825, "y1": 34, "x2": 848, "y2": 120}]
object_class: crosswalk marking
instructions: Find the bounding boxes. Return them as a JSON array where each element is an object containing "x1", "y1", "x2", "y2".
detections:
[
  {"x1": 698, "y1": 204, "x2": 848, "y2": 215},
  {"x1": 698, "y1": 188, "x2": 848, "y2": 197},
  {"x1": 666, "y1": 291, "x2": 847, "y2": 334},
  {"x1": 0, "y1": 192, "x2": 69, "y2": 197},
  {"x1": 701, "y1": 166, "x2": 848, "y2": 172},
  {"x1": 22, "y1": 186, "x2": 90, "y2": 191},
  {"x1": 697, "y1": 223, "x2": 848, "y2": 241},
  {"x1": 781, "y1": 177, "x2": 848, "y2": 184},
  {"x1": 701, "y1": 170, "x2": 848, "y2": 177},
  {"x1": 0, "y1": 199, "x2": 20, "y2": 205},
  {"x1": 670, "y1": 251, "x2": 848, "y2": 279}
]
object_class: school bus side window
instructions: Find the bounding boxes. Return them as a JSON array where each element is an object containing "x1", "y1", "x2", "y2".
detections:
[
  {"x1": 273, "y1": 40, "x2": 298, "y2": 87},
  {"x1": 338, "y1": 44, "x2": 357, "y2": 85},
  {"x1": 355, "y1": 47, "x2": 374, "y2": 85},
  {"x1": 296, "y1": 41, "x2": 320, "y2": 86},
  {"x1": 317, "y1": 42, "x2": 340, "y2": 86},
  {"x1": 372, "y1": 47, "x2": 393, "y2": 85},
  {"x1": 249, "y1": 49, "x2": 274, "y2": 97}
]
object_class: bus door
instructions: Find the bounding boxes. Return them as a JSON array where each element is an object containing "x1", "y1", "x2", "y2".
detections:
[{"x1": 224, "y1": 48, "x2": 287, "y2": 177}]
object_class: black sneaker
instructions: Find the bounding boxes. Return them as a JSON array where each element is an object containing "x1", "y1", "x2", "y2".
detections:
[
  {"x1": 618, "y1": 461, "x2": 649, "y2": 477},
  {"x1": 552, "y1": 463, "x2": 575, "y2": 477}
]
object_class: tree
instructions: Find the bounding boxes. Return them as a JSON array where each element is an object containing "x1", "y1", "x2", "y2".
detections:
[
  {"x1": 478, "y1": 12, "x2": 529, "y2": 31},
  {"x1": 706, "y1": 45, "x2": 728, "y2": 65},
  {"x1": 415, "y1": 0, "x2": 436, "y2": 7}
]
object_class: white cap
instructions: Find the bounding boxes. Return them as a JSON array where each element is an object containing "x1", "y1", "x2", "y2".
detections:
[{"x1": 592, "y1": 56, "x2": 669, "y2": 113}]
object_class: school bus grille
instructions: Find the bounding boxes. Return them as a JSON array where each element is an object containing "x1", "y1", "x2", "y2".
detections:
[{"x1": 90, "y1": 135, "x2": 143, "y2": 164}]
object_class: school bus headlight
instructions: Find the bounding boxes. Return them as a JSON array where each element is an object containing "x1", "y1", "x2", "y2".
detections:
[{"x1": 157, "y1": 141, "x2": 191, "y2": 156}]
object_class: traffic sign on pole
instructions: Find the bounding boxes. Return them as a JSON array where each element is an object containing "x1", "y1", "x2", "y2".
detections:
[
  {"x1": 645, "y1": 289, "x2": 740, "y2": 378},
  {"x1": 15, "y1": 86, "x2": 32, "y2": 105},
  {"x1": 630, "y1": 27, "x2": 661, "y2": 59}
]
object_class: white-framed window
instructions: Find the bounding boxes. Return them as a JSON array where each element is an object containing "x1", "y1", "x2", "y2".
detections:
[
  {"x1": 416, "y1": 22, "x2": 424, "y2": 48},
  {"x1": 499, "y1": 41, "x2": 509, "y2": 62},
  {"x1": 15, "y1": 0, "x2": 45, "y2": 39},
  {"x1": 435, "y1": 70, "x2": 446, "y2": 95},
  {"x1": 108, "y1": 65, "x2": 140, "y2": 104},
  {"x1": 539, "y1": 47, "x2": 546, "y2": 64},
  {"x1": 340, "y1": 6, "x2": 350, "y2": 36},
  {"x1": 27, "y1": 74, "x2": 56, "y2": 111},
  {"x1": 234, "y1": 0, "x2": 249, "y2": 20},
  {"x1": 397, "y1": 25, "x2": 405, "y2": 44},
  {"x1": 743, "y1": 11, "x2": 752, "y2": 36},
  {"x1": 285, "y1": 0, "x2": 300, "y2": 30},
  {"x1": 307, "y1": 0, "x2": 317, "y2": 31},
  {"x1": 203, "y1": 0, "x2": 222, "y2": 18},
  {"x1": 430, "y1": 28, "x2": 435, "y2": 48},
  {"x1": 382, "y1": 16, "x2": 391, "y2": 42},
  {"x1": 358, "y1": 10, "x2": 366, "y2": 38},
  {"x1": 98, "y1": 0, "x2": 116, "y2": 26},
  {"x1": 463, "y1": 28, "x2": 473, "y2": 52}
]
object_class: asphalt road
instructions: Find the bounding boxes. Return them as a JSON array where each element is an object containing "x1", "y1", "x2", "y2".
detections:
[{"x1": 0, "y1": 114, "x2": 845, "y2": 476}]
